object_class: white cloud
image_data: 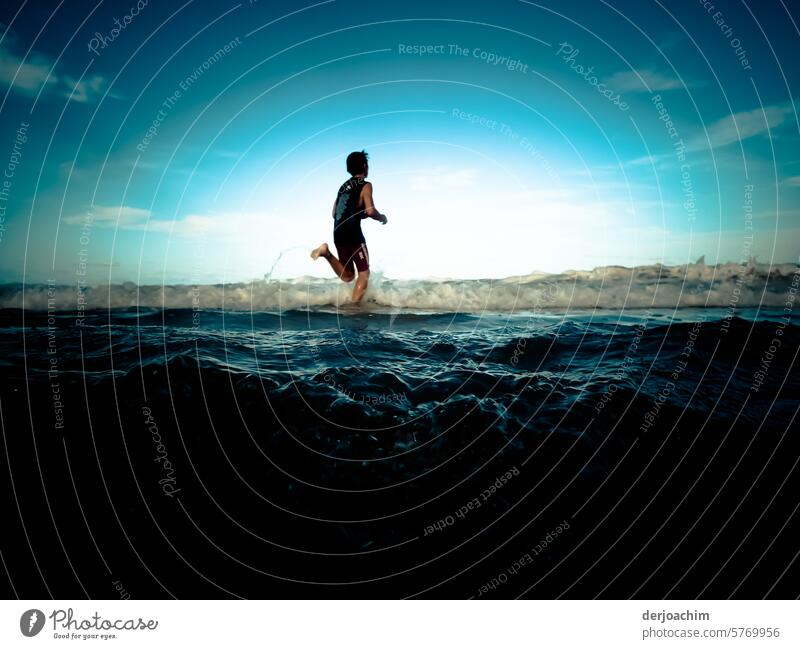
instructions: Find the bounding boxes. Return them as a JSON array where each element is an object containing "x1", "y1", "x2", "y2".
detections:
[
  {"x1": 604, "y1": 68, "x2": 685, "y2": 93},
  {"x1": 0, "y1": 37, "x2": 112, "y2": 102},
  {"x1": 64, "y1": 206, "x2": 290, "y2": 241},
  {"x1": 64, "y1": 205, "x2": 152, "y2": 227},
  {"x1": 62, "y1": 74, "x2": 113, "y2": 103},
  {"x1": 0, "y1": 43, "x2": 58, "y2": 93},
  {"x1": 697, "y1": 103, "x2": 793, "y2": 150},
  {"x1": 621, "y1": 154, "x2": 668, "y2": 167}
]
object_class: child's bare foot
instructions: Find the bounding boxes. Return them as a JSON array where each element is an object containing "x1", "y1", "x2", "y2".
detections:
[{"x1": 310, "y1": 243, "x2": 329, "y2": 260}]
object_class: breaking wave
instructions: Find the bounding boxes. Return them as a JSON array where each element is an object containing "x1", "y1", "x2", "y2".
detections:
[{"x1": 2, "y1": 260, "x2": 797, "y2": 312}]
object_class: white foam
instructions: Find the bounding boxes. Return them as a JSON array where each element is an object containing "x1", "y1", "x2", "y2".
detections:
[{"x1": 3, "y1": 260, "x2": 797, "y2": 312}]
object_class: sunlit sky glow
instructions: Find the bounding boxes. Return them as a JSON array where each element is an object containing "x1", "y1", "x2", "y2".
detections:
[{"x1": 0, "y1": 0, "x2": 798, "y2": 283}]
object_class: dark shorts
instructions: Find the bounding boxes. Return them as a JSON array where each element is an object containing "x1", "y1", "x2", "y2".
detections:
[{"x1": 335, "y1": 242, "x2": 369, "y2": 274}]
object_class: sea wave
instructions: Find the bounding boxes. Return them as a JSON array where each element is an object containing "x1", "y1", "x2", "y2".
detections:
[{"x1": 2, "y1": 260, "x2": 797, "y2": 312}]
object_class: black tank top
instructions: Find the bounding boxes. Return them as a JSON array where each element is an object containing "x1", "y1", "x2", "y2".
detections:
[{"x1": 333, "y1": 177, "x2": 366, "y2": 245}]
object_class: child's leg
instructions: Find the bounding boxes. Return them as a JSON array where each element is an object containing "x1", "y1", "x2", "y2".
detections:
[
  {"x1": 352, "y1": 270, "x2": 369, "y2": 302},
  {"x1": 311, "y1": 243, "x2": 354, "y2": 281}
]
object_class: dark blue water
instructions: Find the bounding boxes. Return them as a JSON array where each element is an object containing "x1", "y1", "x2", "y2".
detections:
[{"x1": 1, "y1": 308, "x2": 798, "y2": 598}]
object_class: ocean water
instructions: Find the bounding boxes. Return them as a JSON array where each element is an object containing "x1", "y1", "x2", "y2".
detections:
[{"x1": 1, "y1": 267, "x2": 799, "y2": 598}]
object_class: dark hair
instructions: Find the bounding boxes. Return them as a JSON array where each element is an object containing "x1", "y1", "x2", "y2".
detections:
[{"x1": 346, "y1": 150, "x2": 369, "y2": 175}]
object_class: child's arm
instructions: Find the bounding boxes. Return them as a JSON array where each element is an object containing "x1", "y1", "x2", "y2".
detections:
[{"x1": 361, "y1": 182, "x2": 388, "y2": 224}]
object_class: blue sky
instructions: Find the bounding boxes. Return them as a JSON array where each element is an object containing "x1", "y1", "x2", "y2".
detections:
[{"x1": 0, "y1": 0, "x2": 798, "y2": 283}]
